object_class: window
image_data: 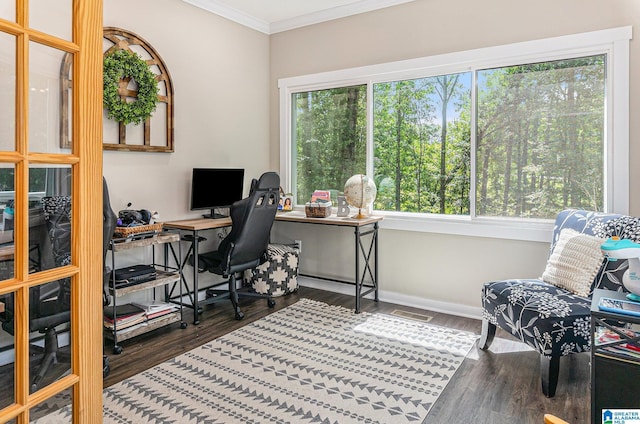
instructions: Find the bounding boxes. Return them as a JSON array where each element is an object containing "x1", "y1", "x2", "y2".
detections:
[
  {"x1": 373, "y1": 72, "x2": 472, "y2": 215},
  {"x1": 475, "y1": 56, "x2": 605, "y2": 218},
  {"x1": 292, "y1": 85, "x2": 367, "y2": 205},
  {"x1": 279, "y1": 28, "x2": 630, "y2": 240}
]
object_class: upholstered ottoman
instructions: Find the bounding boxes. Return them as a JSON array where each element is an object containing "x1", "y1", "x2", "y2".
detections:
[{"x1": 244, "y1": 244, "x2": 299, "y2": 297}]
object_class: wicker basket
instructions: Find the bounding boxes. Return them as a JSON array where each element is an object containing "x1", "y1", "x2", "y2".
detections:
[
  {"x1": 305, "y1": 202, "x2": 332, "y2": 218},
  {"x1": 113, "y1": 223, "x2": 163, "y2": 238}
]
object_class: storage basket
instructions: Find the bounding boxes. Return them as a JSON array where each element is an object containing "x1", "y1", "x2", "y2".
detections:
[
  {"x1": 113, "y1": 223, "x2": 163, "y2": 238},
  {"x1": 305, "y1": 202, "x2": 332, "y2": 218}
]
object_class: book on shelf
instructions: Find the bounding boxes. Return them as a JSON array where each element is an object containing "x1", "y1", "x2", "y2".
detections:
[
  {"x1": 598, "y1": 296, "x2": 640, "y2": 318},
  {"x1": 132, "y1": 300, "x2": 175, "y2": 313},
  {"x1": 104, "y1": 314, "x2": 146, "y2": 330},
  {"x1": 146, "y1": 308, "x2": 177, "y2": 320},
  {"x1": 595, "y1": 327, "x2": 640, "y2": 360},
  {"x1": 103, "y1": 303, "x2": 146, "y2": 331},
  {"x1": 132, "y1": 300, "x2": 177, "y2": 320},
  {"x1": 602, "y1": 346, "x2": 640, "y2": 360},
  {"x1": 104, "y1": 303, "x2": 145, "y2": 320}
]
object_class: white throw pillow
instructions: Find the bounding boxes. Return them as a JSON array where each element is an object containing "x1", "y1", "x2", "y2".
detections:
[{"x1": 542, "y1": 228, "x2": 605, "y2": 297}]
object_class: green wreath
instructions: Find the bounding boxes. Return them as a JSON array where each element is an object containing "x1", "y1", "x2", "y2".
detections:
[{"x1": 103, "y1": 49, "x2": 158, "y2": 125}]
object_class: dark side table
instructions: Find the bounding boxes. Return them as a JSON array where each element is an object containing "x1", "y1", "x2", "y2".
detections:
[{"x1": 590, "y1": 288, "x2": 640, "y2": 424}]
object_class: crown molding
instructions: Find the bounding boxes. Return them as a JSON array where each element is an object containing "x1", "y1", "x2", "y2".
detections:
[
  {"x1": 181, "y1": 0, "x2": 271, "y2": 34},
  {"x1": 182, "y1": 0, "x2": 417, "y2": 35},
  {"x1": 270, "y1": 0, "x2": 416, "y2": 34}
]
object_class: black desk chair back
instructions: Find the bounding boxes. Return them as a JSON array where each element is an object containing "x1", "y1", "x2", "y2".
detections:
[
  {"x1": 0, "y1": 177, "x2": 117, "y2": 391},
  {"x1": 202, "y1": 172, "x2": 280, "y2": 320}
]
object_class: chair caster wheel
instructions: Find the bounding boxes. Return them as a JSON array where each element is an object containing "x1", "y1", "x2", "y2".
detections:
[
  {"x1": 180, "y1": 322, "x2": 187, "y2": 329},
  {"x1": 103, "y1": 356, "x2": 111, "y2": 378},
  {"x1": 235, "y1": 311, "x2": 245, "y2": 320},
  {"x1": 113, "y1": 345, "x2": 123, "y2": 355},
  {"x1": 267, "y1": 299, "x2": 276, "y2": 308}
]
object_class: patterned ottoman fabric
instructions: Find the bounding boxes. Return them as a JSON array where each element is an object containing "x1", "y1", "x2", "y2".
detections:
[{"x1": 244, "y1": 244, "x2": 299, "y2": 297}]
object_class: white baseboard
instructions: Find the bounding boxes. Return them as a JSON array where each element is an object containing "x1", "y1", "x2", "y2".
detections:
[
  {"x1": 0, "y1": 331, "x2": 70, "y2": 367},
  {"x1": 298, "y1": 276, "x2": 483, "y2": 320}
]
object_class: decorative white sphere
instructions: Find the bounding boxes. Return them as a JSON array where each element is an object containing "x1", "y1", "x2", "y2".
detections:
[{"x1": 344, "y1": 174, "x2": 377, "y2": 214}]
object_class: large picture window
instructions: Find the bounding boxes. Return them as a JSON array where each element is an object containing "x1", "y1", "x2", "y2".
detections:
[
  {"x1": 476, "y1": 56, "x2": 605, "y2": 218},
  {"x1": 373, "y1": 72, "x2": 472, "y2": 215},
  {"x1": 279, "y1": 28, "x2": 630, "y2": 240},
  {"x1": 293, "y1": 85, "x2": 367, "y2": 205}
]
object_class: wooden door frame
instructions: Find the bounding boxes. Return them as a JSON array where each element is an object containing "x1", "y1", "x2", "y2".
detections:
[
  {"x1": 73, "y1": 2, "x2": 104, "y2": 422},
  {"x1": 0, "y1": 1, "x2": 104, "y2": 422}
]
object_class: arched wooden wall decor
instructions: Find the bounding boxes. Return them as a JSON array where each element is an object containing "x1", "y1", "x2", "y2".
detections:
[
  {"x1": 60, "y1": 53, "x2": 73, "y2": 149},
  {"x1": 60, "y1": 27, "x2": 175, "y2": 152}
]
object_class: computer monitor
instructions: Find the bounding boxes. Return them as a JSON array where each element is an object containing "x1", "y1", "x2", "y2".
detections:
[{"x1": 190, "y1": 168, "x2": 244, "y2": 219}]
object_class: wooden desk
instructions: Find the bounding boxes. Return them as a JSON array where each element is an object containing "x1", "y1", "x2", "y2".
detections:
[
  {"x1": 164, "y1": 212, "x2": 382, "y2": 320},
  {"x1": 275, "y1": 211, "x2": 382, "y2": 313},
  {"x1": 162, "y1": 217, "x2": 231, "y2": 232},
  {"x1": 163, "y1": 217, "x2": 232, "y2": 324}
]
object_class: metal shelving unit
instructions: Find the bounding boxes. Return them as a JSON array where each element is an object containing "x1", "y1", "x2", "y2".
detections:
[{"x1": 106, "y1": 231, "x2": 186, "y2": 354}]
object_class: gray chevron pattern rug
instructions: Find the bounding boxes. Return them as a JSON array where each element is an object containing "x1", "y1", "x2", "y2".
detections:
[{"x1": 36, "y1": 299, "x2": 477, "y2": 423}]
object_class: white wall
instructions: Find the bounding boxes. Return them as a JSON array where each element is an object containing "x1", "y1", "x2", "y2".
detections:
[
  {"x1": 269, "y1": 0, "x2": 640, "y2": 314},
  {"x1": 103, "y1": 0, "x2": 271, "y2": 223},
  {"x1": 100, "y1": 0, "x2": 273, "y2": 295}
]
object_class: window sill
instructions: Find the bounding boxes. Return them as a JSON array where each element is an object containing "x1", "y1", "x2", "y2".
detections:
[{"x1": 377, "y1": 211, "x2": 553, "y2": 243}]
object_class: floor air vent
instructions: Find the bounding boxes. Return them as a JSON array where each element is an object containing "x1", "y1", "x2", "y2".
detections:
[{"x1": 390, "y1": 309, "x2": 433, "y2": 322}]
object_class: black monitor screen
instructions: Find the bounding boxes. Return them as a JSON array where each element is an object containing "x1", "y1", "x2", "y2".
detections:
[{"x1": 190, "y1": 168, "x2": 244, "y2": 218}]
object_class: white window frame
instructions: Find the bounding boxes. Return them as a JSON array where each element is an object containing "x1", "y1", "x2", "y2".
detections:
[{"x1": 278, "y1": 27, "x2": 631, "y2": 242}]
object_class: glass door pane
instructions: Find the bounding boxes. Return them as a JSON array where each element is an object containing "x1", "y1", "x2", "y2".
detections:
[
  {"x1": 0, "y1": 290, "x2": 16, "y2": 411},
  {"x1": 35, "y1": 166, "x2": 72, "y2": 274},
  {"x1": 28, "y1": 0, "x2": 72, "y2": 41},
  {"x1": 28, "y1": 43, "x2": 71, "y2": 154},
  {"x1": 0, "y1": 2, "x2": 15, "y2": 22},
  {"x1": 30, "y1": 387, "x2": 72, "y2": 422},
  {"x1": 29, "y1": 280, "x2": 72, "y2": 393},
  {"x1": 0, "y1": 164, "x2": 15, "y2": 282},
  {"x1": 0, "y1": 32, "x2": 16, "y2": 152}
]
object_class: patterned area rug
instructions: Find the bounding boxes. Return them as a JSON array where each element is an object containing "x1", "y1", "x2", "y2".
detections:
[{"x1": 36, "y1": 299, "x2": 477, "y2": 423}]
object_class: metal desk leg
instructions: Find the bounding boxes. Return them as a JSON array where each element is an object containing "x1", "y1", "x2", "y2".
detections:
[
  {"x1": 374, "y1": 221, "x2": 379, "y2": 302},
  {"x1": 171, "y1": 235, "x2": 198, "y2": 306},
  {"x1": 354, "y1": 222, "x2": 379, "y2": 313},
  {"x1": 192, "y1": 230, "x2": 200, "y2": 325},
  {"x1": 355, "y1": 226, "x2": 361, "y2": 313}
]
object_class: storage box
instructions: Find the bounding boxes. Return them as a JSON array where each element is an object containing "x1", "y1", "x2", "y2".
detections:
[
  {"x1": 305, "y1": 201, "x2": 332, "y2": 218},
  {"x1": 114, "y1": 223, "x2": 163, "y2": 239}
]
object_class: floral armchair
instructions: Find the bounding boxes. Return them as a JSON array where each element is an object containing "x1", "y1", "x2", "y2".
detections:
[{"x1": 479, "y1": 209, "x2": 640, "y2": 397}]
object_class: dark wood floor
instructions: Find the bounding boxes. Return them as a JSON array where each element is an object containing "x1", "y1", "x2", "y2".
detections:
[{"x1": 103, "y1": 286, "x2": 590, "y2": 424}]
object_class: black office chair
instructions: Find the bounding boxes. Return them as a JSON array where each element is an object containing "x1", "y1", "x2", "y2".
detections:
[
  {"x1": 102, "y1": 177, "x2": 118, "y2": 306},
  {"x1": 200, "y1": 172, "x2": 280, "y2": 320},
  {"x1": 0, "y1": 194, "x2": 72, "y2": 392},
  {"x1": 0, "y1": 177, "x2": 117, "y2": 390},
  {"x1": 102, "y1": 177, "x2": 117, "y2": 377}
]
